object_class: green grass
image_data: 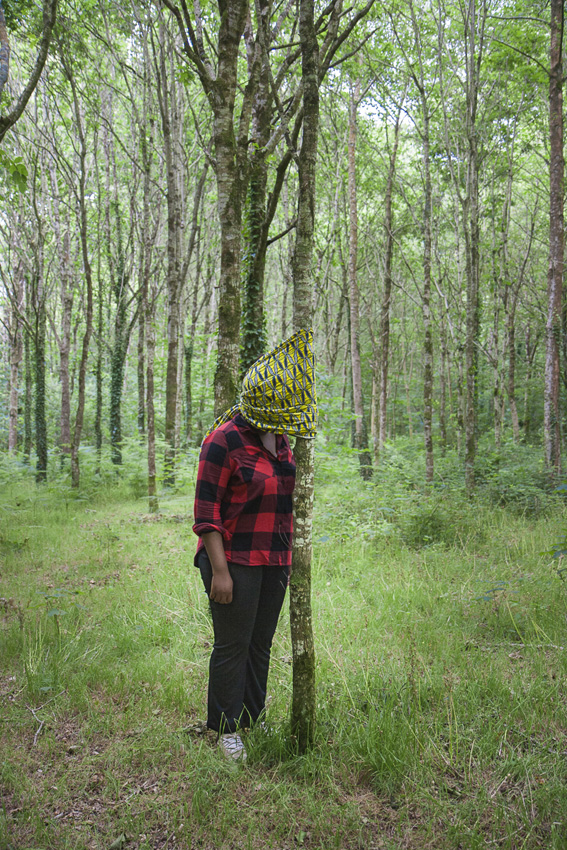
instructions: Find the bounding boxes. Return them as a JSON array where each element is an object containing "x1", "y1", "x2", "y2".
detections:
[{"x1": 1, "y1": 448, "x2": 567, "y2": 849}]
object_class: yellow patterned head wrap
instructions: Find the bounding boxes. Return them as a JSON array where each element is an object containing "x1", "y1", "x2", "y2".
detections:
[{"x1": 206, "y1": 327, "x2": 317, "y2": 438}]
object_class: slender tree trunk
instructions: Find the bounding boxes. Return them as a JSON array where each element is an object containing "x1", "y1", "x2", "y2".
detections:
[
  {"x1": 421, "y1": 106, "x2": 434, "y2": 482},
  {"x1": 402, "y1": 345, "x2": 414, "y2": 438},
  {"x1": 95, "y1": 270, "x2": 103, "y2": 472},
  {"x1": 347, "y1": 79, "x2": 372, "y2": 479},
  {"x1": 47, "y1": 154, "x2": 73, "y2": 462},
  {"x1": 175, "y1": 301, "x2": 186, "y2": 450},
  {"x1": 68, "y1": 75, "x2": 94, "y2": 489},
  {"x1": 407, "y1": 0, "x2": 434, "y2": 480},
  {"x1": 94, "y1": 156, "x2": 104, "y2": 473},
  {"x1": 108, "y1": 200, "x2": 129, "y2": 467},
  {"x1": 8, "y1": 260, "x2": 23, "y2": 453},
  {"x1": 506, "y1": 305, "x2": 520, "y2": 443},
  {"x1": 241, "y1": 61, "x2": 270, "y2": 373},
  {"x1": 439, "y1": 309, "x2": 448, "y2": 453},
  {"x1": 23, "y1": 279, "x2": 32, "y2": 463},
  {"x1": 59, "y1": 228, "x2": 73, "y2": 461},
  {"x1": 185, "y1": 257, "x2": 202, "y2": 445},
  {"x1": 146, "y1": 279, "x2": 159, "y2": 513},
  {"x1": 378, "y1": 120, "x2": 401, "y2": 453},
  {"x1": 104, "y1": 80, "x2": 133, "y2": 469},
  {"x1": 491, "y1": 288, "x2": 502, "y2": 451},
  {"x1": 34, "y1": 268, "x2": 47, "y2": 482},
  {"x1": 456, "y1": 347, "x2": 465, "y2": 456},
  {"x1": 30, "y1": 168, "x2": 48, "y2": 482},
  {"x1": 210, "y1": 2, "x2": 249, "y2": 414},
  {"x1": 462, "y1": 0, "x2": 484, "y2": 495},
  {"x1": 544, "y1": 0, "x2": 564, "y2": 474},
  {"x1": 155, "y1": 24, "x2": 184, "y2": 483},
  {"x1": 137, "y1": 300, "x2": 145, "y2": 436},
  {"x1": 290, "y1": 0, "x2": 319, "y2": 753},
  {"x1": 463, "y1": 147, "x2": 480, "y2": 492},
  {"x1": 137, "y1": 106, "x2": 155, "y2": 440},
  {"x1": 371, "y1": 368, "x2": 378, "y2": 458},
  {"x1": 524, "y1": 326, "x2": 538, "y2": 440}
]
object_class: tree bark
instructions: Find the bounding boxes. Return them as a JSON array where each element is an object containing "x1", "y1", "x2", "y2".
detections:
[
  {"x1": 240, "y1": 50, "x2": 270, "y2": 373},
  {"x1": 8, "y1": 258, "x2": 23, "y2": 453},
  {"x1": 378, "y1": 118, "x2": 401, "y2": 454},
  {"x1": 23, "y1": 278, "x2": 32, "y2": 463},
  {"x1": 211, "y1": 1, "x2": 250, "y2": 413},
  {"x1": 137, "y1": 104, "x2": 155, "y2": 440},
  {"x1": 544, "y1": 0, "x2": 564, "y2": 474},
  {"x1": 289, "y1": 0, "x2": 320, "y2": 753},
  {"x1": 66, "y1": 68, "x2": 94, "y2": 489},
  {"x1": 154, "y1": 20, "x2": 185, "y2": 483},
  {"x1": 347, "y1": 78, "x2": 372, "y2": 480},
  {"x1": 420, "y1": 106, "x2": 434, "y2": 482},
  {"x1": 34, "y1": 271, "x2": 47, "y2": 482},
  {"x1": 48, "y1": 156, "x2": 74, "y2": 462},
  {"x1": 146, "y1": 276, "x2": 159, "y2": 513}
]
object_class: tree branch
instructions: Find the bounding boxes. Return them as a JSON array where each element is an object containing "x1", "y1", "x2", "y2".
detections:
[{"x1": 0, "y1": 0, "x2": 58, "y2": 143}]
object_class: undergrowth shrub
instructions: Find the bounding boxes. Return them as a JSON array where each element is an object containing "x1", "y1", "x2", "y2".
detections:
[
  {"x1": 397, "y1": 498, "x2": 483, "y2": 549},
  {"x1": 474, "y1": 437, "x2": 560, "y2": 516}
]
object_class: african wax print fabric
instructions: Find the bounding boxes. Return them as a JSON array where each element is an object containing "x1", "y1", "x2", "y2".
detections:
[{"x1": 206, "y1": 327, "x2": 317, "y2": 438}]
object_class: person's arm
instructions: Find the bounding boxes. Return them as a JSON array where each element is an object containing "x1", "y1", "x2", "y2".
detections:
[
  {"x1": 201, "y1": 530, "x2": 233, "y2": 604},
  {"x1": 193, "y1": 429, "x2": 234, "y2": 603}
]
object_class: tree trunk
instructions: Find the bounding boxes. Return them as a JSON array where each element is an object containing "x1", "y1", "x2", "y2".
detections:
[
  {"x1": 68, "y1": 74, "x2": 94, "y2": 489},
  {"x1": 524, "y1": 326, "x2": 539, "y2": 440},
  {"x1": 347, "y1": 79, "x2": 372, "y2": 480},
  {"x1": 8, "y1": 259, "x2": 23, "y2": 453},
  {"x1": 104, "y1": 75, "x2": 131, "y2": 470},
  {"x1": 463, "y1": 148, "x2": 480, "y2": 494},
  {"x1": 506, "y1": 305, "x2": 520, "y2": 443},
  {"x1": 30, "y1": 169, "x2": 48, "y2": 481},
  {"x1": 212, "y1": 3, "x2": 249, "y2": 414},
  {"x1": 240, "y1": 63, "x2": 270, "y2": 373},
  {"x1": 137, "y1": 297, "x2": 145, "y2": 436},
  {"x1": 406, "y1": 0, "x2": 434, "y2": 479},
  {"x1": 146, "y1": 278, "x2": 159, "y2": 513},
  {"x1": 47, "y1": 155, "x2": 73, "y2": 462},
  {"x1": 33, "y1": 268, "x2": 47, "y2": 482},
  {"x1": 95, "y1": 270, "x2": 103, "y2": 472},
  {"x1": 421, "y1": 108, "x2": 434, "y2": 482},
  {"x1": 378, "y1": 119, "x2": 401, "y2": 454},
  {"x1": 137, "y1": 106, "x2": 155, "y2": 441},
  {"x1": 23, "y1": 279, "x2": 32, "y2": 463},
  {"x1": 290, "y1": 0, "x2": 319, "y2": 753},
  {"x1": 59, "y1": 228, "x2": 73, "y2": 461},
  {"x1": 544, "y1": 0, "x2": 564, "y2": 474},
  {"x1": 108, "y1": 200, "x2": 129, "y2": 467},
  {"x1": 439, "y1": 309, "x2": 448, "y2": 453},
  {"x1": 155, "y1": 23, "x2": 184, "y2": 483},
  {"x1": 462, "y1": 0, "x2": 484, "y2": 495}
]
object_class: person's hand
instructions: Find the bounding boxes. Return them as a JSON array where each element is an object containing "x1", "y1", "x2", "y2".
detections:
[{"x1": 210, "y1": 570, "x2": 233, "y2": 604}]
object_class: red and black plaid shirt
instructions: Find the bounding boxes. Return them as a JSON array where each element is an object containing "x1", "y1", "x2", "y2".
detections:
[{"x1": 193, "y1": 413, "x2": 296, "y2": 567}]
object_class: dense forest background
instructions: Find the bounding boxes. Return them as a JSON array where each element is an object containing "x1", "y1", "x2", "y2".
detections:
[{"x1": 0, "y1": 0, "x2": 564, "y2": 496}]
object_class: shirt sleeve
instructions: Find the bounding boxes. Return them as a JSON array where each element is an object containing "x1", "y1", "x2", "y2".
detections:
[{"x1": 193, "y1": 428, "x2": 233, "y2": 539}]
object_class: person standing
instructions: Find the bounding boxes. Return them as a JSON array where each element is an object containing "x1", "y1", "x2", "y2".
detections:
[{"x1": 193, "y1": 328, "x2": 317, "y2": 760}]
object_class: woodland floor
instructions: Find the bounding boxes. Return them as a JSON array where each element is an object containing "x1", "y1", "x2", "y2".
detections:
[{"x1": 1, "y1": 446, "x2": 567, "y2": 849}]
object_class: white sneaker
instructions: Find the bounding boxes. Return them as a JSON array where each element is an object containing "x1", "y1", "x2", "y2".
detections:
[{"x1": 220, "y1": 733, "x2": 247, "y2": 761}]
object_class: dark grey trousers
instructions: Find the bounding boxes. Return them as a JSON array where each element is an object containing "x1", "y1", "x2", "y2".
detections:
[{"x1": 197, "y1": 549, "x2": 289, "y2": 733}]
